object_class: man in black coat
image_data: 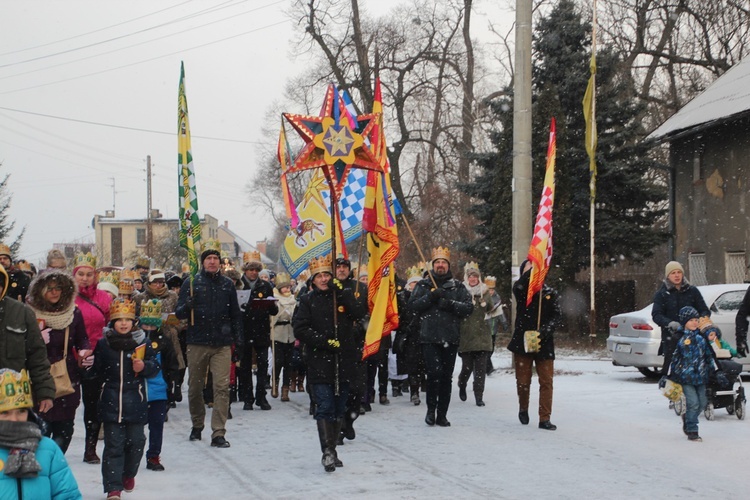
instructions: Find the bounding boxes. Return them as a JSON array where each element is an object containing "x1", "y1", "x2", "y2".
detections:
[
  {"x1": 651, "y1": 261, "x2": 710, "y2": 375},
  {"x1": 734, "y1": 287, "x2": 750, "y2": 358},
  {"x1": 293, "y1": 254, "x2": 367, "y2": 472},
  {"x1": 238, "y1": 255, "x2": 278, "y2": 410},
  {"x1": 175, "y1": 247, "x2": 243, "y2": 448},
  {"x1": 408, "y1": 247, "x2": 473, "y2": 427},
  {"x1": 0, "y1": 243, "x2": 30, "y2": 303},
  {"x1": 508, "y1": 260, "x2": 561, "y2": 430}
]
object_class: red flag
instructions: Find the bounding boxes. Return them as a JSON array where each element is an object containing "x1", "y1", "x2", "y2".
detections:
[{"x1": 526, "y1": 118, "x2": 556, "y2": 306}]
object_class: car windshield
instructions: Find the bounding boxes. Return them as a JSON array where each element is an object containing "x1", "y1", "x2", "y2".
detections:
[{"x1": 713, "y1": 290, "x2": 746, "y2": 313}]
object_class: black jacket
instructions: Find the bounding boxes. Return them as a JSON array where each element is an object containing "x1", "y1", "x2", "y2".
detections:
[
  {"x1": 89, "y1": 329, "x2": 159, "y2": 424},
  {"x1": 408, "y1": 271, "x2": 473, "y2": 345},
  {"x1": 175, "y1": 269, "x2": 243, "y2": 348},
  {"x1": 735, "y1": 287, "x2": 750, "y2": 344},
  {"x1": 507, "y1": 270, "x2": 561, "y2": 360},
  {"x1": 292, "y1": 284, "x2": 367, "y2": 385},
  {"x1": 651, "y1": 279, "x2": 709, "y2": 344},
  {"x1": 241, "y1": 278, "x2": 279, "y2": 348}
]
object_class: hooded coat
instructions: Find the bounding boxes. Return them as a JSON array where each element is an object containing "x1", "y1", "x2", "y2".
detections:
[
  {"x1": 0, "y1": 265, "x2": 56, "y2": 402},
  {"x1": 408, "y1": 269, "x2": 474, "y2": 345},
  {"x1": 26, "y1": 271, "x2": 90, "y2": 421},
  {"x1": 74, "y1": 274, "x2": 112, "y2": 347}
]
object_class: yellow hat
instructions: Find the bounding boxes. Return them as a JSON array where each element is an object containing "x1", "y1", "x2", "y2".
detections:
[
  {"x1": 74, "y1": 252, "x2": 96, "y2": 270},
  {"x1": 110, "y1": 298, "x2": 136, "y2": 321},
  {"x1": 431, "y1": 246, "x2": 450, "y2": 264},
  {"x1": 0, "y1": 369, "x2": 33, "y2": 413},
  {"x1": 309, "y1": 254, "x2": 333, "y2": 277}
]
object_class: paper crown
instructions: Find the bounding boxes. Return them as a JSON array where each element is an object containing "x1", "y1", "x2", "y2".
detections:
[
  {"x1": 309, "y1": 254, "x2": 333, "y2": 276},
  {"x1": 16, "y1": 261, "x2": 32, "y2": 273},
  {"x1": 203, "y1": 239, "x2": 222, "y2": 253},
  {"x1": 120, "y1": 269, "x2": 138, "y2": 282},
  {"x1": 484, "y1": 275, "x2": 497, "y2": 288},
  {"x1": 74, "y1": 252, "x2": 96, "y2": 269},
  {"x1": 118, "y1": 280, "x2": 134, "y2": 295},
  {"x1": 275, "y1": 272, "x2": 291, "y2": 289},
  {"x1": 181, "y1": 262, "x2": 190, "y2": 273},
  {"x1": 243, "y1": 250, "x2": 262, "y2": 263},
  {"x1": 698, "y1": 316, "x2": 713, "y2": 332},
  {"x1": 298, "y1": 269, "x2": 310, "y2": 282},
  {"x1": 431, "y1": 246, "x2": 450, "y2": 262},
  {"x1": 406, "y1": 265, "x2": 422, "y2": 281},
  {"x1": 135, "y1": 256, "x2": 150, "y2": 269},
  {"x1": 0, "y1": 369, "x2": 33, "y2": 413},
  {"x1": 0, "y1": 243, "x2": 10, "y2": 258},
  {"x1": 464, "y1": 261, "x2": 480, "y2": 276},
  {"x1": 98, "y1": 271, "x2": 120, "y2": 296},
  {"x1": 139, "y1": 298, "x2": 163, "y2": 327},
  {"x1": 110, "y1": 298, "x2": 136, "y2": 321}
]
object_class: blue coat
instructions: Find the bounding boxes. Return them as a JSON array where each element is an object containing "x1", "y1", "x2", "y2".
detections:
[
  {"x1": 144, "y1": 328, "x2": 179, "y2": 403},
  {"x1": 670, "y1": 328, "x2": 716, "y2": 385},
  {"x1": 0, "y1": 436, "x2": 82, "y2": 499},
  {"x1": 89, "y1": 329, "x2": 159, "y2": 424}
]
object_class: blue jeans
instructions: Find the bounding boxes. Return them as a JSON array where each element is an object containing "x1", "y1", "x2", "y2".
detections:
[
  {"x1": 146, "y1": 400, "x2": 167, "y2": 459},
  {"x1": 682, "y1": 383, "x2": 707, "y2": 433},
  {"x1": 311, "y1": 382, "x2": 349, "y2": 421}
]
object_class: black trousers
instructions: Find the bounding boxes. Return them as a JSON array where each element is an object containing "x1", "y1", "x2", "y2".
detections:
[
  {"x1": 422, "y1": 342, "x2": 459, "y2": 416},
  {"x1": 43, "y1": 419, "x2": 75, "y2": 454},
  {"x1": 273, "y1": 342, "x2": 294, "y2": 387},
  {"x1": 238, "y1": 344, "x2": 269, "y2": 402}
]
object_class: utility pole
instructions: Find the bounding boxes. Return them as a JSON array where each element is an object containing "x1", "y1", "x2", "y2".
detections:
[
  {"x1": 146, "y1": 155, "x2": 153, "y2": 258},
  {"x1": 512, "y1": 0, "x2": 533, "y2": 284},
  {"x1": 109, "y1": 177, "x2": 116, "y2": 213}
]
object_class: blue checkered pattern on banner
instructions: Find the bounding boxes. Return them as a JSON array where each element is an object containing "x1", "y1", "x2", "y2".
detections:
[{"x1": 322, "y1": 168, "x2": 366, "y2": 236}]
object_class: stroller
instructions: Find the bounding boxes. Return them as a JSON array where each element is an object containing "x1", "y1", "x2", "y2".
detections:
[{"x1": 672, "y1": 354, "x2": 746, "y2": 420}]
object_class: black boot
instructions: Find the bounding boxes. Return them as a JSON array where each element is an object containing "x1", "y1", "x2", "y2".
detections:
[
  {"x1": 436, "y1": 413, "x2": 451, "y2": 427},
  {"x1": 256, "y1": 396, "x2": 272, "y2": 411},
  {"x1": 333, "y1": 419, "x2": 344, "y2": 467},
  {"x1": 425, "y1": 407, "x2": 436, "y2": 426},
  {"x1": 458, "y1": 384, "x2": 467, "y2": 402},
  {"x1": 475, "y1": 393, "x2": 485, "y2": 407},
  {"x1": 343, "y1": 410, "x2": 357, "y2": 440},
  {"x1": 316, "y1": 420, "x2": 337, "y2": 472},
  {"x1": 83, "y1": 423, "x2": 101, "y2": 464}
]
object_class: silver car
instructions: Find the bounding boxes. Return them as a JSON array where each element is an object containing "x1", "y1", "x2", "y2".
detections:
[{"x1": 607, "y1": 284, "x2": 750, "y2": 378}]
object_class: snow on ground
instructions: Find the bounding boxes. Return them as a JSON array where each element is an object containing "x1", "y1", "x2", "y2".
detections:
[{"x1": 68, "y1": 350, "x2": 749, "y2": 499}]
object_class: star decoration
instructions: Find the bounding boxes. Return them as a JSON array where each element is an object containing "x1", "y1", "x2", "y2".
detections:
[{"x1": 283, "y1": 84, "x2": 384, "y2": 201}]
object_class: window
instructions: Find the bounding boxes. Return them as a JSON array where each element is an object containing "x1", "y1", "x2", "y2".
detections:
[
  {"x1": 713, "y1": 290, "x2": 747, "y2": 313},
  {"x1": 688, "y1": 253, "x2": 707, "y2": 286},
  {"x1": 725, "y1": 251, "x2": 746, "y2": 284},
  {"x1": 136, "y1": 228, "x2": 146, "y2": 246}
]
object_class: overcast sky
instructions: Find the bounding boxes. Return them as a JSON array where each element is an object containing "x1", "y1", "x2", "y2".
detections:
[{"x1": 0, "y1": 0, "x2": 512, "y2": 266}]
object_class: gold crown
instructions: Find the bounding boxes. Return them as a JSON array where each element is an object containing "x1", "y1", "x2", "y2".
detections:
[
  {"x1": 98, "y1": 271, "x2": 120, "y2": 287},
  {"x1": 16, "y1": 261, "x2": 32, "y2": 273},
  {"x1": 74, "y1": 252, "x2": 97, "y2": 269},
  {"x1": 135, "y1": 256, "x2": 150, "y2": 269},
  {"x1": 406, "y1": 265, "x2": 422, "y2": 281},
  {"x1": 0, "y1": 369, "x2": 33, "y2": 413},
  {"x1": 118, "y1": 280, "x2": 134, "y2": 295},
  {"x1": 243, "y1": 250, "x2": 262, "y2": 263},
  {"x1": 203, "y1": 239, "x2": 222, "y2": 253},
  {"x1": 464, "y1": 261, "x2": 480, "y2": 276},
  {"x1": 698, "y1": 316, "x2": 713, "y2": 332},
  {"x1": 139, "y1": 298, "x2": 163, "y2": 327},
  {"x1": 484, "y1": 275, "x2": 497, "y2": 288},
  {"x1": 181, "y1": 262, "x2": 190, "y2": 273},
  {"x1": 431, "y1": 246, "x2": 450, "y2": 262},
  {"x1": 120, "y1": 269, "x2": 138, "y2": 282},
  {"x1": 298, "y1": 269, "x2": 310, "y2": 282},
  {"x1": 110, "y1": 298, "x2": 136, "y2": 321},
  {"x1": 0, "y1": 243, "x2": 10, "y2": 258},
  {"x1": 275, "y1": 272, "x2": 291, "y2": 289},
  {"x1": 309, "y1": 254, "x2": 333, "y2": 276}
]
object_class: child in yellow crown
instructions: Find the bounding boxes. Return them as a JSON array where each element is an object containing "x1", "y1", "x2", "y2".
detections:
[{"x1": 85, "y1": 298, "x2": 159, "y2": 500}]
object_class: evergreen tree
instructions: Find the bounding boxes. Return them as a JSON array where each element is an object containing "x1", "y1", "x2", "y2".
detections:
[
  {"x1": 0, "y1": 168, "x2": 24, "y2": 257},
  {"x1": 463, "y1": 0, "x2": 667, "y2": 289}
]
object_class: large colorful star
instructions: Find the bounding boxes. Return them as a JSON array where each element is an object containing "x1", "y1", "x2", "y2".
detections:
[{"x1": 283, "y1": 84, "x2": 383, "y2": 201}]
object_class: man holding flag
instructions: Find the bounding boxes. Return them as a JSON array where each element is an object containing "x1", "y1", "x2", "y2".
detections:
[{"x1": 507, "y1": 119, "x2": 562, "y2": 431}]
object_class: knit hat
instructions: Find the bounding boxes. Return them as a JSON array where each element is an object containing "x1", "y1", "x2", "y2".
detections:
[
  {"x1": 0, "y1": 369, "x2": 33, "y2": 413},
  {"x1": 139, "y1": 298, "x2": 163, "y2": 328},
  {"x1": 259, "y1": 269, "x2": 271, "y2": 280},
  {"x1": 678, "y1": 306, "x2": 700, "y2": 326},
  {"x1": 665, "y1": 261, "x2": 684, "y2": 278}
]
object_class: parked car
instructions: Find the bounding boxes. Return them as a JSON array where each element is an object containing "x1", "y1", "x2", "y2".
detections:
[{"x1": 607, "y1": 284, "x2": 750, "y2": 378}]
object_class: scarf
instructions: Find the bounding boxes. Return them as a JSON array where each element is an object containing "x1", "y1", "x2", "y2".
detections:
[
  {"x1": 106, "y1": 330, "x2": 138, "y2": 351},
  {"x1": 0, "y1": 420, "x2": 42, "y2": 478},
  {"x1": 146, "y1": 283, "x2": 169, "y2": 298},
  {"x1": 77, "y1": 283, "x2": 99, "y2": 300},
  {"x1": 28, "y1": 300, "x2": 75, "y2": 330}
]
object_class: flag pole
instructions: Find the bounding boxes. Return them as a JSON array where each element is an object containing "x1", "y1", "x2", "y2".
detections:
[
  {"x1": 327, "y1": 173, "x2": 340, "y2": 396},
  {"x1": 398, "y1": 213, "x2": 438, "y2": 290},
  {"x1": 588, "y1": 0, "x2": 598, "y2": 340}
]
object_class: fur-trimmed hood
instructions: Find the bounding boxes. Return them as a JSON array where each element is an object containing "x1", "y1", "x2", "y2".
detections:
[{"x1": 27, "y1": 270, "x2": 77, "y2": 313}]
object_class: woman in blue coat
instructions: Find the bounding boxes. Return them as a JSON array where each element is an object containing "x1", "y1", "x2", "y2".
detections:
[{"x1": 0, "y1": 368, "x2": 81, "y2": 499}]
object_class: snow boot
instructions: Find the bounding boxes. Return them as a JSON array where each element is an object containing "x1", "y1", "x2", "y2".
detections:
[
  {"x1": 281, "y1": 386, "x2": 290, "y2": 402},
  {"x1": 146, "y1": 456, "x2": 165, "y2": 471},
  {"x1": 83, "y1": 423, "x2": 100, "y2": 464},
  {"x1": 436, "y1": 413, "x2": 451, "y2": 427},
  {"x1": 539, "y1": 420, "x2": 557, "y2": 431},
  {"x1": 317, "y1": 420, "x2": 337, "y2": 472},
  {"x1": 333, "y1": 419, "x2": 344, "y2": 467},
  {"x1": 271, "y1": 380, "x2": 279, "y2": 399},
  {"x1": 475, "y1": 393, "x2": 485, "y2": 407},
  {"x1": 297, "y1": 374, "x2": 306, "y2": 393},
  {"x1": 458, "y1": 383, "x2": 467, "y2": 402},
  {"x1": 518, "y1": 410, "x2": 529, "y2": 425},
  {"x1": 289, "y1": 372, "x2": 298, "y2": 392},
  {"x1": 425, "y1": 407, "x2": 436, "y2": 426},
  {"x1": 687, "y1": 432, "x2": 702, "y2": 442}
]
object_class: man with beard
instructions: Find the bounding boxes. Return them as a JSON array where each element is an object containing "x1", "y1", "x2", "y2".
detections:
[
  {"x1": 0, "y1": 244, "x2": 31, "y2": 302},
  {"x1": 408, "y1": 247, "x2": 473, "y2": 427},
  {"x1": 238, "y1": 251, "x2": 278, "y2": 411}
]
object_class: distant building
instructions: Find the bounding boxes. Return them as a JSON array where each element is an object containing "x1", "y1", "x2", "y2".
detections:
[{"x1": 218, "y1": 221, "x2": 274, "y2": 270}]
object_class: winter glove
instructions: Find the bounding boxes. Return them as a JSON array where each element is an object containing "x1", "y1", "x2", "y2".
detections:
[
  {"x1": 430, "y1": 288, "x2": 446, "y2": 303},
  {"x1": 438, "y1": 298, "x2": 453, "y2": 311},
  {"x1": 183, "y1": 296, "x2": 194, "y2": 311},
  {"x1": 737, "y1": 340, "x2": 748, "y2": 358},
  {"x1": 326, "y1": 339, "x2": 341, "y2": 351},
  {"x1": 667, "y1": 321, "x2": 681, "y2": 334}
]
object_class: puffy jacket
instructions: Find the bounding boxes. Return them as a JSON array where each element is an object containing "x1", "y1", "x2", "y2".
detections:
[
  {"x1": 0, "y1": 436, "x2": 82, "y2": 500},
  {"x1": 88, "y1": 329, "x2": 159, "y2": 424},
  {"x1": 143, "y1": 328, "x2": 180, "y2": 403},
  {"x1": 74, "y1": 287, "x2": 112, "y2": 347},
  {"x1": 408, "y1": 271, "x2": 473, "y2": 345},
  {"x1": 175, "y1": 270, "x2": 243, "y2": 348},
  {"x1": 292, "y1": 284, "x2": 367, "y2": 385},
  {"x1": 670, "y1": 328, "x2": 715, "y2": 385},
  {"x1": 241, "y1": 278, "x2": 278, "y2": 348},
  {"x1": 652, "y1": 279, "x2": 709, "y2": 337},
  {"x1": 507, "y1": 270, "x2": 561, "y2": 360}
]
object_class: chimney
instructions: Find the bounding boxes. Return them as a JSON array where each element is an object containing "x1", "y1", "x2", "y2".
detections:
[
  {"x1": 256, "y1": 240, "x2": 267, "y2": 255},
  {"x1": 224, "y1": 220, "x2": 229, "y2": 228}
]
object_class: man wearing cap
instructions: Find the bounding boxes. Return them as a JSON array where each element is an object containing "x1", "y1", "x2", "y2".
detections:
[
  {"x1": 176, "y1": 246, "x2": 243, "y2": 448},
  {"x1": 652, "y1": 261, "x2": 710, "y2": 376},
  {"x1": 0, "y1": 265, "x2": 55, "y2": 413},
  {"x1": 238, "y1": 252, "x2": 278, "y2": 411},
  {"x1": 408, "y1": 247, "x2": 473, "y2": 427},
  {"x1": 0, "y1": 243, "x2": 31, "y2": 302}
]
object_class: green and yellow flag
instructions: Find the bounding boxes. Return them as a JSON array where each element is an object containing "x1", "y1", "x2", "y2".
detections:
[
  {"x1": 178, "y1": 61, "x2": 201, "y2": 277},
  {"x1": 583, "y1": 51, "x2": 597, "y2": 201}
]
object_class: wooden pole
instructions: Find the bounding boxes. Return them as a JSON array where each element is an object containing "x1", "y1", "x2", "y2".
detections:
[{"x1": 398, "y1": 214, "x2": 438, "y2": 289}]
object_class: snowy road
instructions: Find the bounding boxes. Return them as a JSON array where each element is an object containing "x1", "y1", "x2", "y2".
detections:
[{"x1": 68, "y1": 350, "x2": 749, "y2": 499}]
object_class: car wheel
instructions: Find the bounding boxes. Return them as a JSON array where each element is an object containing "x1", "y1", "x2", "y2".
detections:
[
  {"x1": 673, "y1": 395, "x2": 685, "y2": 416},
  {"x1": 704, "y1": 403, "x2": 715, "y2": 421},
  {"x1": 737, "y1": 399, "x2": 746, "y2": 420},
  {"x1": 637, "y1": 367, "x2": 662, "y2": 379}
]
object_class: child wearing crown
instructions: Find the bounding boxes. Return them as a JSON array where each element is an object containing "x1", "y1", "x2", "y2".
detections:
[
  {"x1": 0, "y1": 368, "x2": 82, "y2": 499},
  {"x1": 86, "y1": 298, "x2": 159, "y2": 499},
  {"x1": 137, "y1": 299, "x2": 179, "y2": 471}
]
